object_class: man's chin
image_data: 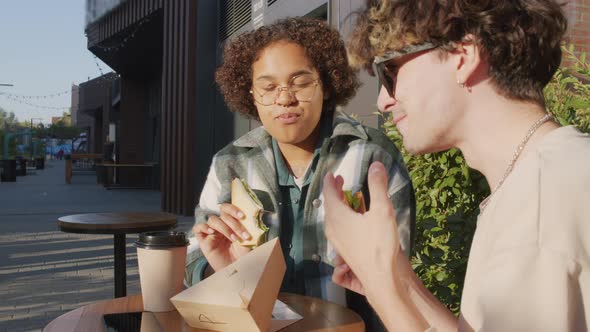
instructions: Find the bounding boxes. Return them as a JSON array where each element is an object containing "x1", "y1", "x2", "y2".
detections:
[
  {"x1": 405, "y1": 141, "x2": 453, "y2": 156},
  {"x1": 403, "y1": 140, "x2": 433, "y2": 156},
  {"x1": 404, "y1": 145, "x2": 422, "y2": 156}
]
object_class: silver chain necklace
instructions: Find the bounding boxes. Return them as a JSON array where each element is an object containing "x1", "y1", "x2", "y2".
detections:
[{"x1": 479, "y1": 113, "x2": 553, "y2": 213}]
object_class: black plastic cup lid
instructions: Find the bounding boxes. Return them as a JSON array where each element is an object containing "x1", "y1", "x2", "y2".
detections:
[{"x1": 135, "y1": 231, "x2": 189, "y2": 249}]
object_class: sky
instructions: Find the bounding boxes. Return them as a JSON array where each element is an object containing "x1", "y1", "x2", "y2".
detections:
[{"x1": 0, "y1": 1, "x2": 112, "y2": 125}]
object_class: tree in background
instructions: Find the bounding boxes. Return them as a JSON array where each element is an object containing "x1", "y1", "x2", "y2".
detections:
[
  {"x1": 24, "y1": 118, "x2": 82, "y2": 141},
  {"x1": 384, "y1": 45, "x2": 590, "y2": 314},
  {"x1": 45, "y1": 120, "x2": 82, "y2": 140},
  {"x1": 0, "y1": 107, "x2": 19, "y2": 130}
]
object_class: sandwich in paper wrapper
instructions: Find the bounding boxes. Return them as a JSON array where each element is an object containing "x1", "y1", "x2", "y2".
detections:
[{"x1": 172, "y1": 179, "x2": 301, "y2": 331}]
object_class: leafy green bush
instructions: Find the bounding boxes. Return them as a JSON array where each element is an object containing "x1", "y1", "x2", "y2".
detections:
[
  {"x1": 545, "y1": 45, "x2": 590, "y2": 132},
  {"x1": 383, "y1": 44, "x2": 590, "y2": 314}
]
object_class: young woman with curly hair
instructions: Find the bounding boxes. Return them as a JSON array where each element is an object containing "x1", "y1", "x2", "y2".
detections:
[
  {"x1": 186, "y1": 17, "x2": 415, "y2": 331},
  {"x1": 322, "y1": 0, "x2": 590, "y2": 331}
]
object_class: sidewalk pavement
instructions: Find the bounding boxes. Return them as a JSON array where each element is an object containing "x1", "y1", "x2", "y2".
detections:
[{"x1": 0, "y1": 159, "x2": 193, "y2": 331}]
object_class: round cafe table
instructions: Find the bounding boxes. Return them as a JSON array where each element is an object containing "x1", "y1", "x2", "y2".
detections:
[
  {"x1": 58, "y1": 212, "x2": 177, "y2": 298},
  {"x1": 43, "y1": 293, "x2": 365, "y2": 332}
]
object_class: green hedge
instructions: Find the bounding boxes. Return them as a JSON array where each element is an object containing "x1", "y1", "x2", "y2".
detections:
[
  {"x1": 383, "y1": 45, "x2": 590, "y2": 314},
  {"x1": 545, "y1": 45, "x2": 590, "y2": 132}
]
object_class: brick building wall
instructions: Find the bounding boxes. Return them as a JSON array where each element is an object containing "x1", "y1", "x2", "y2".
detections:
[{"x1": 565, "y1": 0, "x2": 590, "y2": 55}]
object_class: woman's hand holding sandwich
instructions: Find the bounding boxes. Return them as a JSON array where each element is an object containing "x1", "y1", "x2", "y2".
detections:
[{"x1": 193, "y1": 203, "x2": 252, "y2": 272}]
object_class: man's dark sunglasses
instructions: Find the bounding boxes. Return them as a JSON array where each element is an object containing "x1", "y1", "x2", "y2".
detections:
[{"x1": 373, "y1": 42, "x2": 437, "y2": 97}]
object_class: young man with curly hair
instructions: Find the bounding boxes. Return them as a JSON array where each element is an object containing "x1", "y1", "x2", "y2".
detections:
[
  {"x1": 322, "y1": 0, "x2": 590, "y2": 331},
  {"x1": 185, "y1": 17, "x2": 415, "y2": 330}
]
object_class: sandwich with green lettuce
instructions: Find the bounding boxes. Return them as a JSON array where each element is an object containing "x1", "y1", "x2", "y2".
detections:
[{"x1": 231, "y1": 178, "x2": 269, "y2": 247}]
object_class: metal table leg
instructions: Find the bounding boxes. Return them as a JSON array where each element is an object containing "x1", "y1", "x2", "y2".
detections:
[{"x1": 113, "y1": 234, "x2": 127, "y2": 298}]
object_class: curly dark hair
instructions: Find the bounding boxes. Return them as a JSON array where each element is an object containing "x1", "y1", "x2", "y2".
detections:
[
  {"x1": 215, "y1": 18, "x2": 359, "y2": 119},
  {"x1": 347, "y1": 0, "x2": 568, "y2": 105}
]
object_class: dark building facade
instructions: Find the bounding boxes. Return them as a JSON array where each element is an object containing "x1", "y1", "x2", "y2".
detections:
[
  {"x1": 73, "y1": 73, "x2": 118, "y2": 154},
  {"x1": 86, "y1": 0, "x2": 202, "y2": 214}
]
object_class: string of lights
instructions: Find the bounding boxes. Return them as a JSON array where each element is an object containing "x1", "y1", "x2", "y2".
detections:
[
  {"x1": 0, "y1": 13, "x2": 136, "y2": 111},
  {"x1": 94, "y1": 12, "x2": 155, "y2": 52},
  {"x1": 94, "y1": 56, "x2": 105, "y2": 76},
  {"x1": 79, "y1": 72, "x2": 120, "y2": 87},
  {"x1": 0, "y1": 72, "x2": 120, "y2": 112},
  {"x1": 0, "y1": 90, "x2": 70, "y2": 100},
  {"x1": 1, "y1": 71, "x2": 120, "y2": 103},
  {"x1": 0, "y1": 94, "x2": 70, "y2": 111}
]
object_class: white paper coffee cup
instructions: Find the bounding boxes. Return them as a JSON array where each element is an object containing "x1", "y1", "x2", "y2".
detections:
[{"x1": 135, "y1": 231, "x2": 188, "y2": 312}]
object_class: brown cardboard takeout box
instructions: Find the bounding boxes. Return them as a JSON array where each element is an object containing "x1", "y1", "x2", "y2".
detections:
[{"x1": 171, "y1": 238, "x2": 290, "y2": 332}]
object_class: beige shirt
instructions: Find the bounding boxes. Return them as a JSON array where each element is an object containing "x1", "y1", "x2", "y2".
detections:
[{"x1": 459, "y1": 126, "x2": 590, "y2": 331}]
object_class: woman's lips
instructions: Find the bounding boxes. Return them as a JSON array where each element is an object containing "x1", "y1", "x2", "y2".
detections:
[{"x1": 276, "y1": 112, "x2": 300, "y2": 124}]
